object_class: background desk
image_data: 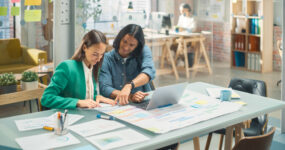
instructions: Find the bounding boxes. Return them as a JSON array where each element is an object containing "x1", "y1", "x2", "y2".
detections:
[{"x1": 0, "y1": 82, "x2": 284, "y2": 150}]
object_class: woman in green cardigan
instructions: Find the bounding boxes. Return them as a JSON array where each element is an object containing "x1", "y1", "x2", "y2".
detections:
[{"x1": 41, "y1": 30, "x2": 116, "y2": 109}]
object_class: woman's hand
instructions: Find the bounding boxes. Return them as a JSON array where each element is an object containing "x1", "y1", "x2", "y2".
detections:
[
  {"x1": 96, "y1": 95, "x2": 116, "y2": 106},
  {"x1": 76, "y1": 99, "x2": 100, "y2": 109},
  {"x1": 131, "y1": 91, "x2": 149, "y2": 103},
  {"x1": 115, "y1": 84, "x2": 132, "y2": 105}
]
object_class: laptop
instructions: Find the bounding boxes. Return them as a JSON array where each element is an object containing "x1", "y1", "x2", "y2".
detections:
[{"x1": 131, "y1": 82, "x2": 188, "y2": 110}]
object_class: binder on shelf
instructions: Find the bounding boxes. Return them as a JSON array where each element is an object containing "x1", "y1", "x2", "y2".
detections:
[
  {"x1": 247, "y1": 53, "x2": 251, "y2": 70},
  {"x1": 234, "y1": 52, "x2": 245, "y2": 67},
  {"x1": 250, "y1": 53, "x2": 255, "y2": 71},
  {"x1": 256, "y1": 54, "x2": 261, "y2": 71},
  {"x1": 254, "y1": 54, "x2": 257, "y2": 71}
]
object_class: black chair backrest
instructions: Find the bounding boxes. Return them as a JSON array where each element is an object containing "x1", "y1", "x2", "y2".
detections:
[
  {"x1": 228, "y1": 78, "x2": 267, "y2": 135},
  {"x1": 228, "y1": 78, "x2": 267, "y2": 97},
  {"x1": 232, "y1": 127, "x2": 276, "y2": 150}
]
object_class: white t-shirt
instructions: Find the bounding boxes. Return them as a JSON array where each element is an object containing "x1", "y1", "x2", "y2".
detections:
[
  {"x1": 177, "y1": 15, "x2": 196, "y2": 32},
  {"x1": 82, "y1": 61, "x2": 94, "y2": 100}
]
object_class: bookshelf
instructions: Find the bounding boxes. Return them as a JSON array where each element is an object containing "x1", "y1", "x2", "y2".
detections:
[{"x1": 231, "y1": 0, "x2": 273, "y2": 72}]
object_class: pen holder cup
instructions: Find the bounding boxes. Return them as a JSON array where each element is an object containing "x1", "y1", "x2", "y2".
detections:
[
  {"x1": 55, "y1": 114, "x2": 68, "y2": 136},
  {"x1": 220, "y1": 90, "x2": 232, "y2": 101}
]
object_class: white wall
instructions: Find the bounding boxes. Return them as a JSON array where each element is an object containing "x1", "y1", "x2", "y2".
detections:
[{"x1": 274, "y1": 0, "x2": 282, "y2": 26}]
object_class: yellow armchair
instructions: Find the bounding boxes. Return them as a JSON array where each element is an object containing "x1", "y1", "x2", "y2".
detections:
[{"x1": 0, "y1": 38, "x2": 47, "y2": 73}]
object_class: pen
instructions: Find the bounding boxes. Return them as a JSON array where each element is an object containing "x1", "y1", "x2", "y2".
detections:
[
  {"x1": 96, "y1": 114, "x2": 115, "y2": 120},
  {"x1": 60, "y1": 114, "x2": 64, "y2": 131},
  {"x1": 43, "y1": 126, "x2": 54, "y2": 131},
  {"x1": 63, "y1": 109, "x2": 68, "y2": 126}
]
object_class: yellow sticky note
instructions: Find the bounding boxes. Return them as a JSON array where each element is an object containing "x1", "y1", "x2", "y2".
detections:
[
  {"x1": 11, "y1": 7, "x2": 20, "y2": 16},
  {"x1": 0, "y1": 7, "x2": 8, "y2": 16},
  {"x1": 24, "y1": 10, "x2": 41, "y2": 22},
  {"x1": 195, "y1": 100, "x2": 208, "y2": 105},
  {"x1": 232, "y1": 93, "x2": 240, "y2": 98},
  {"x1": 234, "y1": 101, "x2": 247, "y2": 106},
  {"x1": 25, "y1": 0, "x2": 41, "y2": 6}
]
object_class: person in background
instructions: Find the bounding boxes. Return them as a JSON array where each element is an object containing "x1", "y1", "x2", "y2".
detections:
[
  {"x1": 41, "y1": 30, "x2": 116, "y2": 109},
  {"x1": 99, "y1": 24, "x2": 156, "y2": 105},
  {"x1": 177, "y1": 3, "x2": 196, "y2": 32}
]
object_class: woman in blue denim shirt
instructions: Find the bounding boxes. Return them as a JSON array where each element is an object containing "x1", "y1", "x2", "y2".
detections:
[{"x1": 99, "y1": 24, "x2": 156, "y2": 105}]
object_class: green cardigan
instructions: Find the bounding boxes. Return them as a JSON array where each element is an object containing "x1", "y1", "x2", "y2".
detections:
[{"x1": 41, "y1": 60, "x2": 97, "y2": 109}]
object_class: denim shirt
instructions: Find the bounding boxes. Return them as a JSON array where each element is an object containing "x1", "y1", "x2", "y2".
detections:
[{"x1": 99, "y1": 45, "x2": 156, "y2": 98}]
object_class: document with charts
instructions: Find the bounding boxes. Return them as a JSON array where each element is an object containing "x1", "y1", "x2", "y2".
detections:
[
  {"x1": 69, "y1": 119, "x2": 125, "y2": 137},
  {"x1": 86, "y1": 129, "x2": 149, "y2": 150},
  {"x1": 15, "y1": 133, "x2": 80, "y2": 150},
  {"x1": 96, "y1": 85, "x2": 242, "y2": 134},
  {"x1": 206, "y1": 88, "x2": 241, "y2": 99}
]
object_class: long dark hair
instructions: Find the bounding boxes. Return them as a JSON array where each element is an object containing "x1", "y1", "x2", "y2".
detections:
[
  {"x1": 113, "y1": 24, "x2": 145, "y2": 57},
  {"x1": 71, "y1": 29, "x2": 107, "y2": 82}
]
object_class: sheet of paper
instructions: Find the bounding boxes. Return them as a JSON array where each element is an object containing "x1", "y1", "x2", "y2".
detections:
[
  {"x1": 15, "y1": 113, "x2": 84, "y2": 131},
  {"x1": 15, "y1": 133, "x2": 80, "y2": 150},
  {"x1": 69, "y1": 119, "x2": 125, "y2": 137},
  {"x1": 24, "y1": 0, "x2": 41, "y2": 6},
  {"x1": 12, "y1": 0, "x2": 20, "y2": 3},
  {"x1": 24, "y1": 10, "x2": 41, "y2": 22},
  {"x1": 72, "y1": 145, "x2": 98, "y2": 150},
  {"x1": 0, "y1": 7, "x2": 7, "y2": 16},
  {"x1": 11, "y1": 7, "x2": 20, "y2": 16},
  {"x1": 206, "y1": 88, "x2": 241, "y2": 99},
  {"x1": 87, "y1": 129, "x2": 149, "y2": 150}
]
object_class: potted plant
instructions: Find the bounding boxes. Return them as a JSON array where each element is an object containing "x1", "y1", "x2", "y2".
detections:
[
  {"x1": 0, "y1": 73, "x2": 17, "y2": 94},
  {"x1": 21, "y1": 71, "x2": 38, "y2": 90}
]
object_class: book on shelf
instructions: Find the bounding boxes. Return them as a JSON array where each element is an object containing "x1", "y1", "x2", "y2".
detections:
[{"x1": 250, "y1": 18, "x2": 260, "y2": 35}]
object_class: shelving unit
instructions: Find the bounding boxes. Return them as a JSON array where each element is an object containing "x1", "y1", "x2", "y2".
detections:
[{"x1": 231, "y1": 0, "x2": 273, "y2": 72}]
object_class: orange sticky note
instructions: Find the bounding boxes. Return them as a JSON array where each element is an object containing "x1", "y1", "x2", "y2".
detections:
[
  {"x1": 0, "y1": 7, "x2": 8, "y2": 16},
  {"x1": 11, "y1": 7, "x2": 20, "y2": 16},
  {"x1": 24, "y1": 10, "x2": 42, "y2": 22},
  {"x1": 25, "y1": 0, "x2": 41, "y2": 6}
]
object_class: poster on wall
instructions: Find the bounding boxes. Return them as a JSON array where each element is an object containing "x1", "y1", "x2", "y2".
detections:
[
  {"x1": 198, "y1": 0, "x2": 225, "y2": 22},
  {"x1": 210, "y1": 0, "x2": 225, "y2": 21}
]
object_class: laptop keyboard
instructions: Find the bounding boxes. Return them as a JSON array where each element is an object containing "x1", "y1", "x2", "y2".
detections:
[{"x1": 133, "y1": 100, "x2": 149, "y2": 110}]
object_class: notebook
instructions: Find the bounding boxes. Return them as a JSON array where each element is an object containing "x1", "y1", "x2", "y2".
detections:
[{"x1": 206, "y1": 88, "x2": 240, "y2": 99}]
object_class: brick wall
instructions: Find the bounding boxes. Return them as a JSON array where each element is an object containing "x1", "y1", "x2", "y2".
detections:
[
  {"x1": 273, "y1": 26, "x2": 282, "y2": 71},
  {"x1": 196, "y1": 20, "x2": 231, "y2": 62}
]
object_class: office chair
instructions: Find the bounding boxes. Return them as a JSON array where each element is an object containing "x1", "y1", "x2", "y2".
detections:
[
  {"x1": 232, "y1": 127, "x2": 275, "y2": 150},
  {"x1": 205, "y1": 78, "x2": 268, "y2": 150}
]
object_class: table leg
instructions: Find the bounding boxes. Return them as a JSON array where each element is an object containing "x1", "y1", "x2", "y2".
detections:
[
  {"x1": 174, "y1": 39, "x2": 183, "y2": 63},
  {"x1": 29, "y1": 100, "x2": 32, "y2": 113},
  {"x1": 160, "y1": 44, "x2": 167, "y2": 69},
  {"x1": 192, "y1": 42, "x2": 203, "y2": 77},
  {"x1": 183, "y1": 41, "x2": 190, "y2": 78},
  {"x1": 234, "y1": 123, "x2": 244, "y2": 144},
  {"x1": 166, "y1": 41, "x2": 179, "y2": 80},
  {"x1": 193, "y1": 136, "x2": 200, "y2": 150},
  {"x1": 224, "y1": 125, "x2": 234, "y2": 150},
  {"x1": 200, "y1": 38, "x2": 212, "y2": 74}
]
